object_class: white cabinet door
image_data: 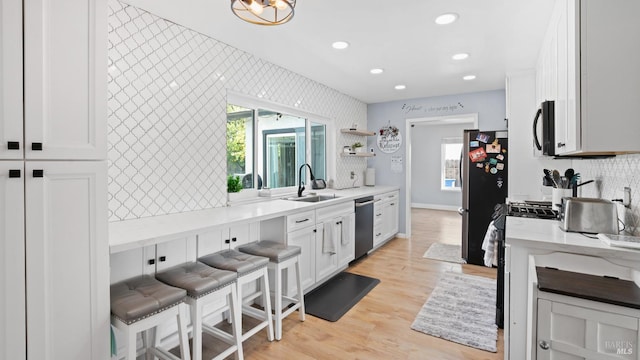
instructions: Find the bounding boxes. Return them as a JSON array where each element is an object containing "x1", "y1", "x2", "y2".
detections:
[
  {"x1": 0, "y1": 161, "x2": 25, "y2": 359},
  {"x1": 23, "y1": 0, "x2": 107, "y2": 160},
  {"x1": 0, "y1": 0, "x2": 23, "y2": 160},
  {"x1": 338, "y1": 213, "x2": 355, "y2": 267},
  {"x1": 315, "y1": 221, "x2": 338, "y2": 283},
  {"x1": 386, "y1": 197, "x2": 399, "y2": 238},
  {"x1": 25, "y1": 161, "x2": 109, "y2": 360},
  {"x1": 155, "y1": 236, "x2": 197, "y2": 272},
  {"x1": 537, "y1": 298, "x2": 639, "y2": 360},
  {"x1": 287, "y1": 225, "x2": 316, "y2": 294}
]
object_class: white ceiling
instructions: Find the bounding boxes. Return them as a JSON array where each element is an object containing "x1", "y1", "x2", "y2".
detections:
[{"x1": 121, "y1": 0, "x2": 555, "y2": 104}]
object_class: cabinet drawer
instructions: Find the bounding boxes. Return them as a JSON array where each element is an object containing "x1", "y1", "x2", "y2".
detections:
[
  {"x1": 287, "y1": 210, "x2": 315, "y2": 232},
  {"x1": 316, "y1": 201, "x2": 353, "y2": 222},
  {"x1": 375, "y1": 190, "x2": 399, "y2": 202}
]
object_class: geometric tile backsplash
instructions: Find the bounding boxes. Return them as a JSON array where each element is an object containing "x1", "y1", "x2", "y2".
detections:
[
  {"x1": 579, "y1": 153, "x2": 640, "y2": 236},
  {"x1": 107, "y1": 1, "x2": 367, "y2": 221}
]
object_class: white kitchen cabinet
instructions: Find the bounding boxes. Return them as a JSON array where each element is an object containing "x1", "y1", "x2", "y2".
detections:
[
  {"x1": 25, "y1": 161, "x2": 109, "y2": 360},
  {"x1": 315, "y1": 219, "x2": 339, "y2": 283},
  {"x1": 197, "y1": 223, "x2": 260, "y2": 257},
  {"x1": 536, "y1": 0, "x2": 640, "y2": 156},
  {"x1": 374, "y1": 191, "x2": 399, "y2": 248},
  {"x1": 287, "y1": 225, "x2": 317, "y2": 294},
  {"x1": 23, "y1": 0, "x2": 107, "y2": 160},
  {"x1": 0, "y1": 162, "x2": 25, "y2": 359},
  {"x1": 338, "y1": 212, "x2": 356, "y2": 267},
  {"x1": 0, "y1": 0, "x2": 23, "y2": 160},
  {"x1": 537, "y1": 296, "x2": 639, "y2": 360}
]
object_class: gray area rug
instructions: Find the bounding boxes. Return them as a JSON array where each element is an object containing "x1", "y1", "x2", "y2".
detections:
[
  {"x1": 422, "y1": 243, "x2": 466, "y2": 264},
  {"x1": 411, "y1": 272, "x2": 498, "y2": 352}
]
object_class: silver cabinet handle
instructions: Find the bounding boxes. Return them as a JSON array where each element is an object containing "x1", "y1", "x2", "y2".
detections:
[
  {"x1": 295, "y1": 218, "x2": 310, "y2": 223},
  {"x1": 355, "y1": 200, "x2": 375, "y2": 207},
  {"x1": 539, "y1": 340, "x2": 550, "y2": 350}
]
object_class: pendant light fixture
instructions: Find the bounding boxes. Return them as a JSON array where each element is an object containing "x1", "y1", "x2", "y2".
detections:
[{"x1": 231, "y1": 0, "x2": 296, "y2": 26}]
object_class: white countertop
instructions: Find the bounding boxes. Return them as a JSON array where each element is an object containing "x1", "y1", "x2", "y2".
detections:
[
  {"x1": 506, "y1": 216, "x2": 640, "y2": 261},
  {"x1": 109, "y1": 185, "x2": 399, "y2": 253}
]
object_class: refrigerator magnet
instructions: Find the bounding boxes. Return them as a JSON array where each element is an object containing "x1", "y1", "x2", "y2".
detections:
[
  {"x1": 469, "y1": 140, "x2": 479, "y2": 147},
  {"x1": 490, "y1": 167, "x2": 498, "y2": 174},
  {"x1": 476, "y1": 133, "x2": 490, "y2": 143},
  {"x1": 489, "y1": 158, "x2": 498, "y2": 165},
  {"x1": 496, "y1": 154, "x2": 504, "y2": 161},
  {"x1": 496, "y1": 163, "x2": 505, "y2": 170},
  {"x1": 486, "y1": 143, "x2": 501, "y2": 153},
  {"x1": 485, "y1": 164, "x2": 490, "y2": 173},
  {"x1": 476, "y1": 163, "x2": 484, "y2": 168},
  {"x1": 469, "y1": 147, "x2": 487, "y2": 162}
]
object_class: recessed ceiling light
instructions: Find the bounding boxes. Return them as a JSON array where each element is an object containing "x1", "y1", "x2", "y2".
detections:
[
  {"x1": 452, "y1": 53, "x2": 469, "y2": 60},
  {"x1": 463, "y1": 75, "x2": 476, "y2": 81},
  {"x1": 395, "y1": 85, "x2": 406, "y2": 90},
  {"x1": 370, "y1": 68, "x2": 384, "y2": 75},
  {"x1": 435, "y1": 13, "x2": 458, "y2": 25},
  {"x1": 332, "y1": 41, "x2": 350, "y2": 50}
]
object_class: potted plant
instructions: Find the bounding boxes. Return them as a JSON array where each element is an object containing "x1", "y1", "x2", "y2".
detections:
[
  {"x1": 352, "y1": 142, "x2": 364, "y2": 153},
  {"x1": 227, "y1": 175, "x2": 243, "y2": 193}
]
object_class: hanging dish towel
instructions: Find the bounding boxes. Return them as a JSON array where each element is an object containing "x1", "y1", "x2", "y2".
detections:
[
  {"x1": 323, "y1": 220, "x2": 337, "y2": 254},
  {"x1": 481, "y1": 220, "x2": 499, "y2": 268},
  {"x1": 340, "y1": 217, "x2": 351, "y2": 245}
]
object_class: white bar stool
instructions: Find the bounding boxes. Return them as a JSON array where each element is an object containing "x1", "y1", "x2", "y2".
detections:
[
  {"x1": 198, "y1": 249, "x2": 274, "y2": 343},
  {"x1": 156, "y1": 262, "x2": 243, "y2": 360},
  {"x1": 110, "y1": 275, "x2": 191, "y2": 360},
  {"x1": 236, "y1": 241, "x2": 305, "y2": 341}
]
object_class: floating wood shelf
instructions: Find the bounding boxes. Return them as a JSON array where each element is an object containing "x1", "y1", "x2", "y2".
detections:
[
  {"x1": 340, "y1": 152, "x2": 375, "y2": 157},
  {"x1": 340, "y1": 129, "x2": 376, "y2": 136}
]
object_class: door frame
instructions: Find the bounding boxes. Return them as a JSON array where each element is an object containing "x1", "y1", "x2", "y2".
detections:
[{"x1": 404, "y1": 113, "x2": 478, "y2": 238}]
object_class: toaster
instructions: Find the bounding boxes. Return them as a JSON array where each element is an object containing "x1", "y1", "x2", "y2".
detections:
[{"x1": 559, "y1": 197, "x2": 619, "y2": 234}]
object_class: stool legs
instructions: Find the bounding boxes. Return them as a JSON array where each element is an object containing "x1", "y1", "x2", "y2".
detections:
[
  {"x1": 236, "y1": 268, "x2": 274, "y2": 342},
  {"x1": 294, "y1": 259, "x2": 306, "y2": 322},
  {"x1": 273, "y1": 255, "x2": 306, "y2": 341}
]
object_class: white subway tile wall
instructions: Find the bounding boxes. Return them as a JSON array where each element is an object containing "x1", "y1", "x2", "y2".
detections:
[
  {"x1": 107, "y1": 1, "x2": 367, "y2": 221},
  {"x1": 579, "y1": 154, "x2": 640, "y2": 236}
]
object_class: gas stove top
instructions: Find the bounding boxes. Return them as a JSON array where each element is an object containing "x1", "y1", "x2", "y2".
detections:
[{"x1": 508, "y1": 201, "x2": 558, "y2": 220}]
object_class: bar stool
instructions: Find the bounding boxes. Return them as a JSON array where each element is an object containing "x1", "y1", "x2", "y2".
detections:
[
  {"x1": 110, "y1": 275, "x2": 191, "y2": 360},
  {"x1": 236, "y1": 241, "x2": 305, "y2": 340},
  {"x1": 198, "y1": 249, "x2": 274, "y2": 343},
  {"x1": 155, "y1": 262, "x2": 242, "y2": 360}
]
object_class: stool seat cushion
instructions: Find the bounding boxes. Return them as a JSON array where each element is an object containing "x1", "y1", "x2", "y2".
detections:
[
  {"x1": 237, "y1": 241, "x2": 301, "y2": 263},
  {"x1": 199, "y1": 249, "x2": 268, "y2": 276},
  {"x1": 110, "y1": 275, "x2": 186, "y2": 324},
  {"x1": 155, "y1": 262, "x2": 237, "y2": 299}
]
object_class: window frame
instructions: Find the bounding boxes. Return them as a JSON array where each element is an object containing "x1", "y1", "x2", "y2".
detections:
[
  {"x1": 227, "y1": 91, "x2": 335, "y2": 196},
  {"x1": 440, "y1": 137, "x2": 463, "y2": 192}
]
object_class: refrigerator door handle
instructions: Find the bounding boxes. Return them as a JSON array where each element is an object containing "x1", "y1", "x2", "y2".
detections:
[{"x1": 457, "y1": 207, "x2": 467, "y2": 216}]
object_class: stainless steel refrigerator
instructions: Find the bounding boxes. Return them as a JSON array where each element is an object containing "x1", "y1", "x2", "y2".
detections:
[{"x1": 459, "y1": 130, "x2": 508, "y2": 266}]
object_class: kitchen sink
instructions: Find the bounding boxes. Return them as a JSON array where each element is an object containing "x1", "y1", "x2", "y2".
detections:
[{"x1": 284, "y1": 194, "x2": 339, "y2": 202}]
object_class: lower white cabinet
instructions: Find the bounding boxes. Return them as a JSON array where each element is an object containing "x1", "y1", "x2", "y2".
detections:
[
  {"x1": 287, "y1": 224, "x2": 317, "y2": 293},
  {"x1": 196, "y1": 223, "x2": 259, "y2": 257},
  {"x1": 338, "y1": 212, "x2": 356, "y2": 268},
  {"x1": 537, "y1": 295, "x2": 640, "y2": 360},
  {"x1": 374, "y1": 191, "x2": 399, "y2": 248},
  {"x1": 25, "y1": 161, "x2": 109, "y2": 360},
  {"x1": 0, "y1": 161, "x2": 26, "y2": 359}
]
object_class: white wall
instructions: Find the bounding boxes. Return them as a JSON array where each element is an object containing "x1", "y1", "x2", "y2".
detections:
[
  {"x1": 367, "y1": 89, "x2": 506, "y2": 234},
  {"x1": 107, "y1": 1, "x2": 367, "y2": 221}
]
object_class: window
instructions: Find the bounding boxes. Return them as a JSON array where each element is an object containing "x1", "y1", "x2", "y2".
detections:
[
  {"x1": 227, "y1": 97, "x2": 330, "y2": 193},
  {"x1": 441, "y1": 138, "x2": 462, "y2": 191}
]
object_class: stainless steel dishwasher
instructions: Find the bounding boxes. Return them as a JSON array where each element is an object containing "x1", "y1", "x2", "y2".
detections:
[{"x1": 354, "y1": 196, "x2": 374, "y2": 260}]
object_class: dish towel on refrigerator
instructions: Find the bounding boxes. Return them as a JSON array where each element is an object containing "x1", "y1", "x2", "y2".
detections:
[
  {"x1": 481, "y1": 220, "x2": 499, "y2": 268},
  {"x1": 323, "y1": 220, "x2": 337, "y2": 254},
  {"x1": 340, "y1": 217, "x2": 350, "y2": 245}
]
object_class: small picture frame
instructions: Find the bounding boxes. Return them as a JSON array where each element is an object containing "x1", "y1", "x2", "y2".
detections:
[{"x1": 343, "y1": 145, "x2": 352, "y2": 153}]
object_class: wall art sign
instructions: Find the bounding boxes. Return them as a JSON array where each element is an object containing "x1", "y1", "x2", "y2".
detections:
[{"x1": 377, "y1": 123, "x2": 402, "y2": 153}]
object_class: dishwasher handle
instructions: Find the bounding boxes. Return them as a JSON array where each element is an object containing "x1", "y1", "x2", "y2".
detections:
[{"x1": 355, "y1": 200, "x2": 375, "y2": 207}]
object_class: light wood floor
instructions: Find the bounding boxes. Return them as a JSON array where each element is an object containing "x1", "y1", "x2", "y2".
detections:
[{"x1": 198, "y1": 208, "x2": 503, "y2": 359}]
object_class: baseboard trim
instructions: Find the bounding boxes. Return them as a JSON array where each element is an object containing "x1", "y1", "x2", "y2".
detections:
[{"x1": 411, "y1": 203, "x2": 459, "y2": 212}]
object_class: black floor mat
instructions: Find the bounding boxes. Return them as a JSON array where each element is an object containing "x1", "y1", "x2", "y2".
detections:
[{"x1": 304, "y1": 272, "x2": 380, "y2": 322}]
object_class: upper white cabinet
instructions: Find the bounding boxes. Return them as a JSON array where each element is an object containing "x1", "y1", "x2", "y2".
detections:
[
  {"x1": 536, "y1": 0, "x2": 640, "y2": 156},
  {"x1": 23, "y1": 0, "x2": 107, "y2": 160},
  {"x1": 0, "y1": 0, "x2": 23, "y2": 160}
]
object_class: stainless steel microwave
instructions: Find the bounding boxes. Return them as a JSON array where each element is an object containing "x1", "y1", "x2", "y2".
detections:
[{"x1": 533, "y1": 100, "x2": 555, "y2": 156}]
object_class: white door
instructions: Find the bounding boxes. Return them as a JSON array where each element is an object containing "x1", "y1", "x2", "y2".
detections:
[
  {"x1": 23, "y1": 0, "x2": 107, "y2": 160},
  {"x1": 0, "y1": 0, "x2": 23, "y2": 159},
  {"x1": 0, "y1": 161, "x2": 25, "y2": 359},
  {"x1": 25, "y1": 161, "x2": 109, "y2": 360},
  {"x1": 287, "y1": 225, "x2": 316, "y2": 294}
]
